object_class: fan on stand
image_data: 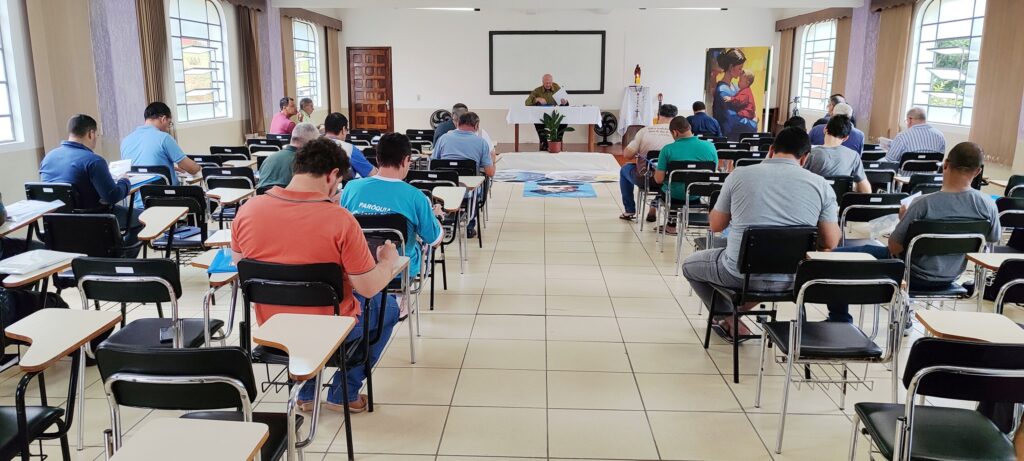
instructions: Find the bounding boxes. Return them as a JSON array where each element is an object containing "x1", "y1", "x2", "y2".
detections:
[
  {"x1": 429, "y1": 109, "x2": 452, "y2": 129},
  {"x1": 595, "y1": 112, "x2": 617, "y2": 147}
]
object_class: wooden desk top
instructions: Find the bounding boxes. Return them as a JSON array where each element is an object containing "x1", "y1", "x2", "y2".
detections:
[
  {"x1": 178, "y1": 172, "x2": 203, "y2": 185},
  {"x1": 137, "y1": 206, "x2": 188, "y2": 241},
  {"x1": 110, "y1": 418, "x2": 268, "y2": 461},
  {"x1": 253, "y1": 314, "x2": 356, "y2": 381},
  {"x1": 894, "y1": 176, "x2": 910, "y2": 185},
  {"x1": 5, "y1": 309, "x2": 121, "y2": 372},
  {"x1": 916, "y1": 310, "x2": 1024, "y2": 344},
  {"x1": 0, "y1": 200, "x2": 63, "y2": 237},
  {"x1": 391, "y1": 256, "x2": 410, "y2": 279},
  {"x1": 207, "y1": 188, "x2": 254, "y2": 206},
  {"x1": 206, "y1": 229, "x2": 232, "y2": 248},
  {"x1": 126, "y1": 173, "x2": 162, "y2": 193},
  {"x1": 431, "y1": 186, "x2": 467, "y2": 212},
  {"x1": 967, "y1": 252, "x2": 1024, "y2": 271},
  {"x1": 461, "y1": 176, "x2": 486, "y2": 190},
  {"x1": 807, "y1": 251, "x2": 878, "y2": 261},
  {"x1": 1, "y1": 250, "x2": 82, "y2": 288},
  {"x1": 224, "y1": 159, "x2": 256, "y2": 169},
  {"x1": 989, "y1": 179, "x2": 1009, "y2": 189}
]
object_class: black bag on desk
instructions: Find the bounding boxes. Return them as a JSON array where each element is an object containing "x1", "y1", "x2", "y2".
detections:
[{"x1": 0, "y1": 288, "x2": 69, "y2": 349}]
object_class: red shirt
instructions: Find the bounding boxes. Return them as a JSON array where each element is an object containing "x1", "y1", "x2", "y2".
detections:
[
  {"x1": 729, "y1": 87, "x2": 757, "y2": 120},
  {"x1": 269, "y1": 112, "x2": 296, "y2": 135},
  {"x1": 231, "y1": 187, "x2": 376, "y2": 324}
]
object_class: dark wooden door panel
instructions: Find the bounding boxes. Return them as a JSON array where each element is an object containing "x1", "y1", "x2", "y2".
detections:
[{"x1": 347, "y1": 47, "x2": 393, "y2": 132}]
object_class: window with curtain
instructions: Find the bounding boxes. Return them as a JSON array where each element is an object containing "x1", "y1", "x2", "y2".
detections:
[
  {"x1": 169, "y1": 0, "x2": 230, "y2": 122},
  {"x1": 0, "y1": 18, "x2": 16, "y2": 143},
  {"x1": 293, "y1": 19, "x2": 320, "y2": 107},
  {"x1": 908, "y1": 0, "x2": 985, "y2": 126},
  {"x1": 797, "y1": 20, "x2": 837, "y2": 112}
]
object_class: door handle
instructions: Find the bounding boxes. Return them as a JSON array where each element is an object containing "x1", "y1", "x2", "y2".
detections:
[{"x1": 385, "y1": 99, "x2": 390, "y2": 111}]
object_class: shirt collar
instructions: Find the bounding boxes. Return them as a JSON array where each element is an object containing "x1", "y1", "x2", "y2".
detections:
[
  {"x1": 763, "y1": 158, "x2": 801, "y2": 166},
  {"x1": 60, "y1": 140, "x2": 92, "y2": 152},
  {"x1": 371, "y1": 175, "x2": 403, "y2": 182},
  {"x1": 266, "y1": 187, "x2": 331, "y2": 203}
]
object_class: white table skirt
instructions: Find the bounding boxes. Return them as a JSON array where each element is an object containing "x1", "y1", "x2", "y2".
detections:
[{"x1": 506, "y1": 106, "x2": 602, "y2": 126}]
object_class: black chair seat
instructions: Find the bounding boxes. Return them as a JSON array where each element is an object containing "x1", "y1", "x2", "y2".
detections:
[
  {"x1": 854, "y1": 403, "x2": 1015, "y2": 461},
  {"x1": 53, "y1": 268, "x2": 76, "y2": 290},
  {"x1": 764, "y1": 321, "x2": 882, "y2": 359},
  {"x1": 103, "y1": 318, "x2": 224, "y2": 349},
  {"x1": 711, "y1": 285, "x2": 793, "y2": 307},
  {"x1": 0, "y1": 406, "x2": 66, "y2": 460},
  {"x1": 694, "y1": 236, "x2": 728, "y2": 251},
  {"x1": 684, "y1": 213, "x2": 710, "y2": 227},
  {"x1": 152, "y1": 227, "x2": 207, "y2": 249},
  {"x1": 908, "y1": 282, "x2": 967, "y2": 298},
  {"x1": 991, "y1": 245, "x2": 1022, "y2": 254},
  {"x1": 213, "y1": 207, "x2": 239, "y2": 220},
  {"x1": 181, "y1": 411, "x2": 303, "y2": 461}
]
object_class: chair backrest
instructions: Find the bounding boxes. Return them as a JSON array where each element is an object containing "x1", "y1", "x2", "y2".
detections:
[
  {"x1": 408, "y1": 135, "x2": 432, "y2": 152},
  {"x1": 740, "y1": 137, "x2": 773, "y2": 148},
  {"x1": 42, "y1": 214, "x2": 125, "y2": 257},
  {"x1": 266, "y1": 133, "x2": 291, "y2": 143},
  {"x1": 864, "y1": 170, "x2": 896, "y2": 192},
  {"x1": 736, "y1": 226, "x2": 818, "y2": 275},
  {"x1": 735, "y1": 158, "x2": 764, "y2": 168},
  {"x1": 354, "y1": 213, "x2": 410, "y2": 256},
  {"x1": 839, "y1": 193, "x2": 907, "y2": 223},
  {"x1": 906, "y1": 173, "x2": 943, "y2": 195},
  {"x1": 245, "y1": 138, "x2": 285, "y2": 148},
  {"x1": 215, "y1": 153, "x2": 250, "y2": 162},
  {"x1": 714, "y1": 141, "x2": 750, "y2": 152},
  {"x1": 202, "y1": 166, "x2": 256, "y2": 188},
  {"x1": 73, "y1": 257, "x2": 182, "y2": 303},
  {"x1": 130, "y1": 165, "x2": 173, "y2": 185},
  {"x1": 139, "y1": 185, "x2": 209, "y2": 218},
  {"x1": 989, "y1": 259, "x2": 1024, "y2": 306},
  {"x1": 861, "y1": 150, "x2": 886, "y2": 162},
  {"x1": 24, "y1": 182, "x2": 77, "y2": 212},
  {"x1": 237, "y1": 260, "x2": 345, "y2": 311},
  {"x1": 899, "y1": 151, "x2": 944, "y2": 173},
  {"x1": 903, "y1": 219, "x2": 990, "y2": 257},
  {"x1": 187, "y1": 154, "x2": 224, "y2": 166},
  {"x1": 862, "y1": 143, "x2": 880, "y2": 151},
  {"x1": 430, "y1": 159, "x2": 477, "y2": 177},
  {"x1": 793, "y1": 259, "x2": 905, "y2": 305},
  {"x1": 408, "y1": 180, "x2": 457, "y2": 194},
  {"x1": 646, "y1": 150, "x2": 661, "y2": 162},
  {"x1": 903, "y1": 337, "x2": 1024, "y2": 403},
  {"x1": 996, "y1": 197, "x2": 1024, "y2": 229},
  {"x1": 824, "y1": 176, "x2": 855, "y2": 203},
  {"x1": 703, "y1": 136, "x2": 727, "y2": 144},
  {"x1": 405, "y1": 129, "x2": 433, "y2": 138},
  {"x1": 406, "y1": 169, "x2": 459, "y2": 187},
  {"x1": 209, "y1": 145, "x2": 249, "y2": 157},
  {"x1": 863, "y1": 160, "x2": 900, "y2": 172},
  {"x1": 96, "y1": 345, "x2": 257, "y2": 410},
  {"x1": 665, "y1": 160, "x2": 716, "y2": 174},
  {"x1": 1003, "y1": 175, "x2": 1024, "y2": 198},
  {"x1": 669, "y1": 171, "x2": 728, "y2": 199},
  {"x1": 248, "y1": 144, "x2": 281, "y2": 155}
]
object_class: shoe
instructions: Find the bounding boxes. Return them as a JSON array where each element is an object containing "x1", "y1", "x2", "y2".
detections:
[
  {"x1": 903, "y1": 309, "x2": 915, "y2": 336},
  {"x1": 645, "y1": 212, "x2": 657, "y2": 223},
  {"x1": 323, "y1": 394, "x2": 369, "y2": 414},
  {"x1": 297, "y1": 399, "x2": 314, "y2": 412},
  {"x1": 466, "y1": 227, "x2": 477, "y2": 239}
]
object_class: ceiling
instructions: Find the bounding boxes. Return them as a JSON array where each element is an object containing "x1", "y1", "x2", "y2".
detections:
[{"x1": 274, "y1": 0, "x2": 862, "y2": 10}]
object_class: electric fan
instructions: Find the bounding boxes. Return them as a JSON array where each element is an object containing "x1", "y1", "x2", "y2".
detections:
[
  {"x1": 429, "y1": 109, "x2": 452, "y2": 129},
  {"x1": 594, "y1": 112, "x2": 617, "y2": 146}
]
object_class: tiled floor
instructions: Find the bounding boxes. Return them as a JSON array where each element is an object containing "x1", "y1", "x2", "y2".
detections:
[{"x1": 4, "y1": 178, "x2": 1021, "y2": 460}]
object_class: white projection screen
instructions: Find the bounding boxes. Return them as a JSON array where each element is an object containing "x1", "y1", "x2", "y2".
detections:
[{"x1": 489, "y1": 31, "x2": 606, "y2": 95}]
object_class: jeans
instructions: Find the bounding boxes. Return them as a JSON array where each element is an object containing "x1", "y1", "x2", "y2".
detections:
[
  {"x1": 619, "y1": 163, "x2": 639, "y2": 214},
  {"x1": 298, "y1": 293, "x2": 400, "y2": 404}
]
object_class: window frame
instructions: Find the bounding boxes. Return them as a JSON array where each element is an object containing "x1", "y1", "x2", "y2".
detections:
[
  {"x1": 169, "y1": 0, "x2": 232, "y2": 123},
  {"x1": 0, "y1": 4, "x2": 18, "y2": 144},
  {"x1": 796, "y1": 20, "x2": 838, "y2": 113},
  {"x1": 905, "y1": 0, "x2": 985, "y2": 127},
  {"x1": 292, "y1": 19, "x2": 321, "y2": 108}
]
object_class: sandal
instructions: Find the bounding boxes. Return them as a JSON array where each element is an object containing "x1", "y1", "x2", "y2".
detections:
[
  {"x1": 619, "y1": 213, "x2": 637, "y2": 221},
  {"x1": 712, "y1": 320, "x2": 752, "y2": 344}
]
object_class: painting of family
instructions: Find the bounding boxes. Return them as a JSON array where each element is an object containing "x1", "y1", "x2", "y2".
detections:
[{"x1": 703, "y1": 47, "x2": 772, "y2": 140}]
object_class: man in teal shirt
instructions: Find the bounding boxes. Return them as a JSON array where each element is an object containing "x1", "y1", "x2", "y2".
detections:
[
  {"x1": 255, "y1": 123, "x2": 319, "y2": 191},
  {"x1": 654, "y1": 116, "x2": 719, "y2": 235}
]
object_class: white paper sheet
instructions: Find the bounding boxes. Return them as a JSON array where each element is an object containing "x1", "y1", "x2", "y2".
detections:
[{"x1": 553, "y1": 88, "x2": 570, "y2": 105}]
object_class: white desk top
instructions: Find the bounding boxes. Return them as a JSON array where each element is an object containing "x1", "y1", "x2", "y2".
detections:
[
  {"x1": 253, "y1": 314, "x2": 356, "y2": 381},
  {"x1": 0, "y1": 200, "x2": 63, "y2": 237},
  {"x1": 5, "y1": 309, "x2": 121, "y2": 373},
  {"x1": 989, "y1": 179, "x2": 1009, "y2": 189},
  {"x1": 126, "y1": 173, "x2": 162, "y2": 193},
  {"x1": 461, "y1": 176, "x2": 486, "y2": 190},
  {"x1": 206, "y1": 229, "x2": 232, "y2": 248},
  {"x1": 894, "y1": 176, "x2": 910, "y2": 185},
  {"x1": 916, "y1": 310, "x2": 1024, "y2": 344},
  {"x1": 110, "y1": 418, "x2": 268, "y2": 461},
  {"x1": 224, "y1": 159, "x2": 256, "y2": 169},
  {"x1": 391, "y1": 256, "x2": 410, "y2": 279},
  {"x1": 207, "y1": 188, "x2": 254, "y2": 206},
  {"x1": 178, "y1": 172, "x2": 203, "y2": 185},
  {"x1": 807, "y1": 251, "x2": 878, "y2": 261},
  {"x1": 137, "y1": 206, "x2": 188, "y2": 241},
  {"x1": 1, "y1": 250, "x2": 82, "y2": 288},
  {"x1": 967, "y1": 252, "x2": 1024, "y2": 271},
  {"x1": 431, "y1": 187, "x2": 467, "y2": 212}
]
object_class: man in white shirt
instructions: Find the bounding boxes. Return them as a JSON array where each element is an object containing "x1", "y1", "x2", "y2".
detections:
[
  {"x1": 618, "y1": 104, "x2": 678, "y2": 221},
  {"x1": 323, "y1": 112, "x2": 377, "y2": 178},
  {"x1": 884, "y1": 107, "x2": 947, "y2": 162}
]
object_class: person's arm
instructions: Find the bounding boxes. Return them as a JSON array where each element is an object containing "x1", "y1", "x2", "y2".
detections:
[
  {"x1": 887, "y1": 203, "x2": 919, "y2": 256},
  {"x1": 623, "y1": 129, "x2": 643, "y2": 161},
  {"x1": 709, "y1": 176, "x2": 734, "y2": 233},
  {"x1": 416, "y1": 193, "x2": 444, "y2": 248},
  {"x1": 709, "y1": 210, "x2": 731, "y2": 232},
  {"x1": 349, "y1": 146, "x2": 376, "y2": 178},
  {"x1": 818, "y1": 221, "x2": 841, "y2": 250},
  {"x1": 818, "y1": 184, "x2": 840, "y2": 250},
  {"x1": 482, "y1": 165, "x2": 496, "y2": 177},
  {"x1": 164, "y1": 136, "x2": 200, "y2": 175},
  {"x1": 885, "y1": 134, "x2": 905, "y2": 162},
  {"x1": 176, "y1": 156, "x2": 201, "y2": 175},
  {"x1": 854, "y1": 179, "x2": 873, "y2": 193},
  {"x1": 479, "y1": 144, "x2": 496, "y2": 177},
  {"x1": 349, "y1": 241, "x2": 401, "y2": 297},
  {"x1": 653, "y1": 148, "x2": 668, "y2": 184},
  {"x1": 712, "y1": 118, "x2": 723, "y2": 137},
  {"x1": 88, "y1": 158, "x2": 131, "y2": 204}
]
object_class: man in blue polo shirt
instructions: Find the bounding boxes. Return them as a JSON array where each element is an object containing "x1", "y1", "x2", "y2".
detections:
[
  {"x1": 686, "y1": 101, "x2": 723, "y2": 137},
  {"x1": 809, "y1": 102, "x2": 864, "y2": 153},
  {"x1": 40, "y1": 114, "x2": 143, "y2": 249},
  {"x1": 120, "y1": 102, "x2": 201, "y2": 208},
  {"x1": 341, "y1": 132, "x2": 443, "y2": 317},
  {"x1": 433, "y1": 111, "x2": 495, "y2": 237},
  {"x1": 324, "y1": 112, "x2": 377, "y2": 178}
]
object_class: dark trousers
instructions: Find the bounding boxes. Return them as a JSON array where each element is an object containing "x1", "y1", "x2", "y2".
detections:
[
  {"x1": 534, "y1": 124, "x2": 566, "y2": 150},
  {"x1": 111, "y1": 205, "x2": 144, "y2": 258}
]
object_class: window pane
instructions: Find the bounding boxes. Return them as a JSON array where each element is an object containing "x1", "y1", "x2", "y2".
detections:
[
  {"x1": 0, "y1": 116, "x2": 13, "y2": 142},
  {"x1": 170, "y1": 0, "x2": 230, "y2": 122},
  {"x1": 908, "y1": 0, "x2": 983, "y2": 127},
  {"x1": 939, "y1": 0, "x2": 973, "y2": 22}
]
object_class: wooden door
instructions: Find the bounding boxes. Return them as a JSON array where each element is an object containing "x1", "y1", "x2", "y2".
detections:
[{"x1": 346, "y1": 47, "x2": 394, "y2": 132}]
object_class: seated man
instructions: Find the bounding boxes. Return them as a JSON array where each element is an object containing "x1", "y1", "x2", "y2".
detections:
[
  {"x1": 120, "y1": 102, "x2": 201, "y2": 208},
  {"x1": 233, "y1": 138, "x2": 400, "y2": 414},
  {"x1": 783, "y1": 115, "x2": 807, "y2": 132},
  {"x1": 829, "y1": 142, "x2": 1000, "y2": 323},
  {"x1": 433, "y1": 103, "x2": 468, "y2": 146},
  {"x1": 433, "y1": 111, "x2": 495, "y2": 237},
  {"x1": 256, "y1": 123, "x2": 319, "y2": 191},
  {"x1": 269, "y1": 96, "x2": 297, "y2": 135},
  {"x1": 323, "y1": 112, "x2": 377, "y2": 178},
  {"x1": 40, "y1": 114, "x2": 143, "y2": 249},
  {"x1": 884, "y1": 107, "x2": 946, "y2": 163},
  {"x1": 812, "y1": 94, "x2": 857, "y2": 127},
  {"x1": 653, "y1": 116, "x2": 719, "y2": 235},
  {"x1": 341, "y1": 133, "x2": 444, "y2": 317},
  {"x1": 619, "y1": 104, "x2": 677, "y2": 221},
  {"x1": 809, "y1": 103, "x2": 864, "y2": 153},
  {"x1": 804, "y1": 115, "x2": 872, "y2": 193},
  {"x1": 686, "y1": 101, "x2": 723, "y2": 137},
  {"x1": 682, "y1": 128, "x2": 840, "y2": 339}
]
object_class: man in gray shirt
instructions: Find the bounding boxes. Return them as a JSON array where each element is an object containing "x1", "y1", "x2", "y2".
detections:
[
  {"x1": 804, "y1": 115, "x2": 871, "y2": 193},
  {"x1": 682, "y1": 128, "x2": 840, "y2": 340}
]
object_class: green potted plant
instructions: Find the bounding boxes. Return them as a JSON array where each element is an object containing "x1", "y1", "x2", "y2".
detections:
[{"x1": 540, "y1": 110, "x2": 574, "y2": 153}]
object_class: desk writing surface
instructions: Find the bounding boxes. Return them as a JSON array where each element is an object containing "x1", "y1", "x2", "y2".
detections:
[
  {"x1": 5, "y1": 309, "x2": 121, "y2": 372},
  {"x1": 253, "y1": 314, "x2": 356, "y2": 381},
  {"x1": 431, "y1": 187, "x2": 467, "y2": 212},
  {"x1": 894, "y1": 176, "x2": 910, "y2": 185},
  {"x1": 967, "y1": 252, "x2": 1024, "y2": 271},
  {"x1": 989, "y1": 179, "x2": 1008, "y2": 189},
  {"x1": 806, "y1": 251, "x2": 877, "y2": 261},
  {"x1": 109, "y1": 418, "x2": 268, "y2": 461},
  {"x1": 0, "y1": 200, "x2": 63, "y2": 236},
  {"x1": 1, "y1": 250, "x2": 82, "y2": 288},
  {"x1": 224, "y1": 159, "x2": 256, "y2": 169},
  {"x1": 461, "y1": 176, "x2": 486, "y2": 190},
  {"x1": 916, "y1": 310, "x2": 1024, "y2": 344},
  {"x1": 207, "y1": 188, "x2": 254, "y2": 206},
  {"x1": 390, "y1": 256, "x2": 410, "y2": 279},
  {"x1": 206, "y1": 229, "x2": 232, "y2": 248},
  {"x1": 190, "y1": 249, "x2": 238, "y2": 287},
  {"x1": 137, "y1": 206, "x2": 188, "y2": 241}
]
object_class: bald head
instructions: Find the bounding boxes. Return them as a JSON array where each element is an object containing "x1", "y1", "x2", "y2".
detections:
[
  {"x1": 542, "y1": 74, "x2": 554, "y2": 90},
  {"x1": 907, "y1": 107, "x2": 927, "y2": 127},
  {"x1": 832, "y1": 103, "x2": 854, "y2": 118}
]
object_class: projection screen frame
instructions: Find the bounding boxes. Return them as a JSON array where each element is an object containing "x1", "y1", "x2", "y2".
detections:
[{"x1": 488, "y1": 30, "x2": 606, "y2": 95}]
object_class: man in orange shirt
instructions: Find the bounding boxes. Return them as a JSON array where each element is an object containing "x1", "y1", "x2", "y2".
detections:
[{"x1": 232, "y1": 138, "x2": 400, "y2": 413}]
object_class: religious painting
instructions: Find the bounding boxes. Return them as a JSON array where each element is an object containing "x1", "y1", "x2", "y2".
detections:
[
  {"x1": 703, "y1": 47, "x2": 772, "y2": 140},
  {"x1": 523, "y1": 180, "x2": 596, "y2": 198}
]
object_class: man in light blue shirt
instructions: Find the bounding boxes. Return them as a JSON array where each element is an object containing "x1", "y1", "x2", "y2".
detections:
[
  {"x1": 884, "y1": 107, "x2": 947, "y2": 162},
  {"x1": 432, "y1": 112, "x2": 496, "y2": 177},
  {"x1": 120, "y1": 102, "x2": 201, "y2": 208}
]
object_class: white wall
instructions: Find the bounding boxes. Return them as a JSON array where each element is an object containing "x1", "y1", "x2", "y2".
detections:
[{"x1": 337, "y1": 8, "x2": 782, "y2": 144}]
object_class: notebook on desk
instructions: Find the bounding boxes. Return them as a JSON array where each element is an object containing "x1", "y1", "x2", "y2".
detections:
[{"x1": 0, "y1": 249, "x2": 83, "y2": 275}]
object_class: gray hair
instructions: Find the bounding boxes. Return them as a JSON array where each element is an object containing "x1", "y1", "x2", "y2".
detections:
[
  {"x1": 452, "y1": 106, "x2": 469, "y2": 122},
  {"x1": 299, "y1": 97, "x2": 313, "y2": 109},
  {"x1": 290, "y1": 122, "x2": 319, "y2": 147},
  {"x1": 832, "y1": 102, "x2": 854, "y2": 118},
  {"x1": 458, "y1": 111, "x2": 480, "y2": 128},
  {"x1": 907, "y1": 107, "x2": 927, "y2": 122}
]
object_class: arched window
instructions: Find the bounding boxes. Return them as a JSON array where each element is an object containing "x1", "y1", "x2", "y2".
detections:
[
  {"x1": 907, "y1": 0, "x2": 985, "y2": 126},
  {"x1": 293, "y1": 20, "x2": 320, "y2": 107},
  {"x1": 797, "y1": 20, "x2": 837, "y2": 112},
  {"x1": 169, "y1": 0, "x2": 230, "y2": 122},
  {"x1": 0, "y1": 19, "x2": 16, "y2": 143}
]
